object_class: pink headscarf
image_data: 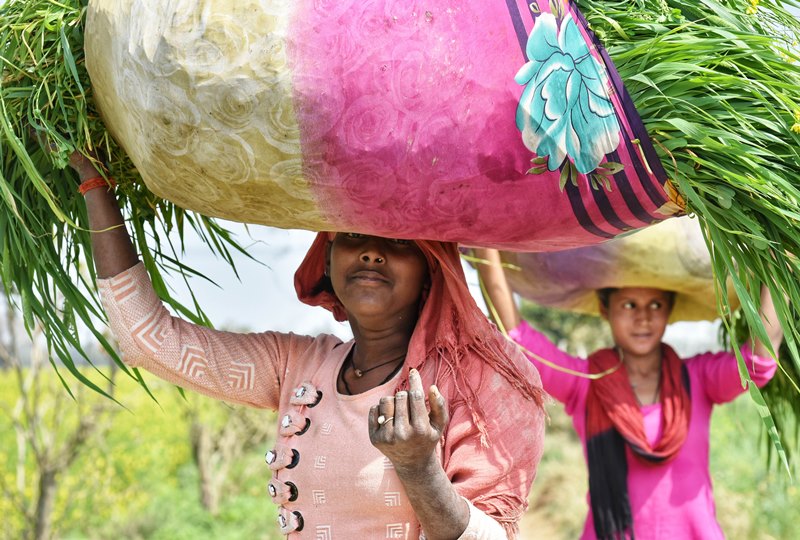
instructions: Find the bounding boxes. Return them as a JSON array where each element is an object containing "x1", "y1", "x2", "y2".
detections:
[{"x1": 294, "y1": 232, "x2": 545, "y2": 443}]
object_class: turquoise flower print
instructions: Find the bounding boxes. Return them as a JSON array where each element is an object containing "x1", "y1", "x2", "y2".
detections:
[{"x1": 515, "y1": 12, "x2": 621, "y2": 174}]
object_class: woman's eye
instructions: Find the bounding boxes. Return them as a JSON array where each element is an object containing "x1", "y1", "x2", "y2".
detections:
[
  {"x1": 650, "y1": 301, "x2": 663, "y2": 310},
  {"x1": 344, "y1": 232, "x2": 365, "y2": 239},
  {"x1": 390, "y1": 238, "x2": 412, "y2": 245},
  {"x1": 622, "y1": 302, "x2": 635, "y2": 309}
]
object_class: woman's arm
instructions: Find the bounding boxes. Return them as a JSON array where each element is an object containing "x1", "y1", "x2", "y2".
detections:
[
  {"x1": 472, "y1": 248, "x2": 520, "y2": 333},
  {"x1": 70, "y1": 153, "x2": 139, "y2": 278},
  {"x1": 369, "y1": 370, "x2": 474, "y2": 540},
  {"x1": 370, "y1": 364, "x2": 545, "y2": 540},
  {"x1": 73, "y1": 152, "x2": 300, "y2": 409}
]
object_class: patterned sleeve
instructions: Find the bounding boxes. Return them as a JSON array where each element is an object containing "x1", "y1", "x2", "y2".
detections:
[
  {"x1": 97, "y1": 262, "x2": 321, "y2": 409},
  {"x1": 444, "y1": 343, "x2": 547, "y2": 539},
  {"x1": 508, "y1": 320, "x2": 589, "y2": 412},
  {"x1": 687, "y1": 345, "x2": 778, "y2": 405}
]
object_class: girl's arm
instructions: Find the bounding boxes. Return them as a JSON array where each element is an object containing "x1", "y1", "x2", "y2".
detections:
[
  {"x1": 692, "y1": 286, "x2": 782, "y2": 403},
  {"x1": 473, "y1": 248, "x2": 520, "y2": 333},
  {"x1": 473, "y1": 249, "x2": 589, "y2": 409},
  {"x1": 749, "y1": 285, "x2": 784, "y2": 359}
]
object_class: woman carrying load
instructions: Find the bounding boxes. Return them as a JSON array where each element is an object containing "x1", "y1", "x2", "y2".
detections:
[
  {"x1": 71, "y1": 152, "x2": 546, "y2": 540},
  {"x1": 474, "y1": 247, "x2": 782, "y2": 540}
]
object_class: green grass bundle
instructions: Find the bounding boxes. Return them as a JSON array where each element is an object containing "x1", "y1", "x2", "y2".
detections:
[
  {"x1": 0, "y1": 0, "x2": 251, "y2": 396},
  {"x1": 577, "y1": 0, "x2": 800, "y2": 465}
]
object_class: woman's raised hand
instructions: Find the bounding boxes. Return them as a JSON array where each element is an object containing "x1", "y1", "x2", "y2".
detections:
[
  {"x1": 68, "y1": 150, "x2": 104, "y2": 181},
  {"x1": 368, "y1": 369, "x2": 449, "y2": 472},
  {"x1": 67, "y1": 148, "x2": 139, "y2": 278}
]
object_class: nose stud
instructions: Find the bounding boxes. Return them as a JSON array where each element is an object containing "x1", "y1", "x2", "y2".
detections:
[{"x1": 361, "y1": 254, "x2": 384, "y2": 263}]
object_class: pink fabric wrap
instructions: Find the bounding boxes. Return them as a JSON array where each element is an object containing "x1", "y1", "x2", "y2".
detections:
[
  {"x1": 87, "y1": 0, "x2": 679, "y2": 250},
  {"x1": 287, "y1": 0, "x2": 677, "y2": 249}
]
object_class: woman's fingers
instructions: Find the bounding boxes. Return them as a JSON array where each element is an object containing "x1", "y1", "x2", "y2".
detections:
[
  {"x1": 407, "y1": 369, "x2": 428, "y2": 428},
  {"x1": 378, "y1": 395, "x2": 396, "y2": 427},
  {"x1": 428, "y1": 385, "x2": 448, "y2": 433},
  {"x1": 393, "y1": 390, "x2": 409, "y2": 434}
]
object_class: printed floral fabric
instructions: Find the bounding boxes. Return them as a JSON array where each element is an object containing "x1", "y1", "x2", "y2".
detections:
[{"x1": 515, "y1": 12, "x2": 621, "y2": 174}]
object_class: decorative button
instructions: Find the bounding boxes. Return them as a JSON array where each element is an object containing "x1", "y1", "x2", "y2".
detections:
[
  {"x1": 277, "y1": 510, "x2": 304, "y2": 534},
  {"x1": 264, "y1": 444, "x2": 300, "y2": 471},
  {"x1": 290, "y1": 383, "x2": 323, "y2": 407},
  {"x1": 268, "y1": 480, "x2": 300, "y2": 504},
  {"x1": 279, "y1": 412, "x2": 311, "y2": 436}
]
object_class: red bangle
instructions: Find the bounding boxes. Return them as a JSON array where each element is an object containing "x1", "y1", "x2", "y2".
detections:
[{"x1": 78, "y1": 176, "x2": 116, "y2": 196}]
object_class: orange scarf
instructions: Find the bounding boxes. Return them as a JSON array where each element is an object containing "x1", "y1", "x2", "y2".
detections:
[{"x1": 586, "y1": 344, "x2": 691, "y2": 539}]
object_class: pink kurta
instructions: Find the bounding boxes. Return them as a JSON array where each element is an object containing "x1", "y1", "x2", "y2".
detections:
[
  {"x1": 509, "y1": 321, "x2": 776, "y2": 540},
  {"x1": 98, "y1": 263, "x2": 545, "y2": 539}
]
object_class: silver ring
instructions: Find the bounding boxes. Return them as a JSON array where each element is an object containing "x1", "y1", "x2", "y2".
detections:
[{"x1": 377, "y1": 414, "x2": 394, "y2": 426}]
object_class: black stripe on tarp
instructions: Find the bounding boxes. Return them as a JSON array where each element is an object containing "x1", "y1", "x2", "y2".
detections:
[
  {"x1": 505, "y1": 0, "x2": 530, "y2": 59},
  {"x1": 588, "y1": 173, "x2": 635, "y2": 232},
  {"x1": 621, "y1": 136, "x2": 669, "y2": 208},
  {"x1": 565, "y1": 180, "x2": 617, "y2": 239},
  {"x1": 604, "y1": 149, "x2": 657, "y2": 224}
]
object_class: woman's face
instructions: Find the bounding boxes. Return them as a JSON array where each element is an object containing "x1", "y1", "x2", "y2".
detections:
[
  {"x1": 328, "y1": 233, "x2": 429, "y2": 326},
  {"x1": 600, "y1": 287, "x2": 672, "y2": 361}
]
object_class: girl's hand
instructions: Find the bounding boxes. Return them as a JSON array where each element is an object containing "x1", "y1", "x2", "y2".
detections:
[{"x1": 368, "y1": 369, "x2": 449, "y2": 473}]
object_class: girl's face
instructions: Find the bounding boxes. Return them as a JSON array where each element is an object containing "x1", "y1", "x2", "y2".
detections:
[
  {"x1": 327, "y1": 233, "x2": 429, "y2": 326},
  {"x1": 600, "y1": 288, "x2": 672, "y2": 361}
]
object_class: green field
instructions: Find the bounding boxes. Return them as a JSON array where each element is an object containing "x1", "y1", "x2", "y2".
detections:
[{"x1": 1, "y1": 369, "x2": 797, "y2": 539}]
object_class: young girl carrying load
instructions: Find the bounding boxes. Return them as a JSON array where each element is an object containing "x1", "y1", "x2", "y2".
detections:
[{"x1": 475, "y1": 248, "x2": 782, "y2": 540}]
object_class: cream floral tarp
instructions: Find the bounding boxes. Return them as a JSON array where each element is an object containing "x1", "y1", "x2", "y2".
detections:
[{"x1": 498, "y1": 216, "x2": 739, "y2": 322}]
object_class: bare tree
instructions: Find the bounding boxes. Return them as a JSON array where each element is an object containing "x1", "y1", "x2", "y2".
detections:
[
  {"x1": 185, "y1": 399, "x2": 272, "y2": 515},
  {"x1": 0, "y1": 294, "x2": 116, "y2": 540}
]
